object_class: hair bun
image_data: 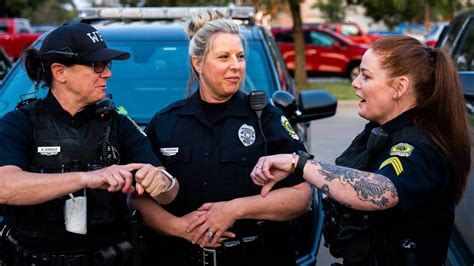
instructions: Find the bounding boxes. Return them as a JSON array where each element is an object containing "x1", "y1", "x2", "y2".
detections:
[{"x1": 186, "y1": 10, "x2": 224, "y2": 39}]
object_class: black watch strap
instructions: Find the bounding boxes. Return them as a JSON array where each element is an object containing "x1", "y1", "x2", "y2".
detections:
[{"x1": 295, "y1": 150, "x2": 314, "y2": 176}]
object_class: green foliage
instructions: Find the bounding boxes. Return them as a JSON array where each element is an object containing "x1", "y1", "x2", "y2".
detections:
[
  {"x1": 314, "y1": 0, "x2": 346, "y2": 22},
  {"x1": 0, "y1": 0, "x2": 44, "y2": 17},
  {"x1": 0, "y1": 0, "x2": 75, "y2": 24},
  {"x1": 350, "y1": 0, "x2": 466, "y2": 27}
]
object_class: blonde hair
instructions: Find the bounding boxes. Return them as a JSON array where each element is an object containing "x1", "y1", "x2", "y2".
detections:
[{"x1": 185, "y1": 10, "x2": 245, "y2": 95}]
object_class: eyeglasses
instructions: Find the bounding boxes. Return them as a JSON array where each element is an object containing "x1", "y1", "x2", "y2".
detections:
[{"x1": 79, "y1": 61, "x2": 112, "y2": 74}]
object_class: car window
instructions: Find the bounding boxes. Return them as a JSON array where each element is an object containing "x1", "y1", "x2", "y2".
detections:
[
  {"x1": 341, "y1": 25, "x2": 360, "y2": 36},
  {"x1": 307, "y1": 31, "x2": 335, "y2": 47},
  {"x1": 0, "y1": 22, "x2": 7, "y2": 33},
  {"x1": 442, "y1": 14, "x2": 470, "y2": 51},
  {"x1": 0, "y1": 40, "x2": 275, "y2": 123},
  {"x1": 264, "y1": 30, "x2": 291, "y2": 92},
  {"x1": 274, "y1": 31, "x2": 294, "y2": 43},
  {"x1": 455, "y1": 20, "x2": 474, "y2": 71},
  {"x1": 15, "y1": 20, "x2": 30, "y2": 34}
]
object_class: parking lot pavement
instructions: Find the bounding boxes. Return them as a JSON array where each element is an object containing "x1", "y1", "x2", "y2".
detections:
[{"x1": 309, "y1": 99, "x2": 367, "y2": 265}]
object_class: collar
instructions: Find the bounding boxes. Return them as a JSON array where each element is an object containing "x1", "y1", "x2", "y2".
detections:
[
  {"x1": 380, "y1": 109, "x2": 415, "y2": 135},
  {"x1": 177, "y1": 90, "x2": 251, "y2": 118},
  {"x1": 44, "y1": 91, "x2": 96, "y2": 127}
]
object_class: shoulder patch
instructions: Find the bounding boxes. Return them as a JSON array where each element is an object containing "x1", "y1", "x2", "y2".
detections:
[
  {"x1": 281, "y1": 116, "x2": 299, "y2": 140},
  {"x1": 126, "y1": 116, "x2": 147, "y2": 137},
  {"x1": 379, "y1": 156, "x2": 404, "y2": 176},
  {"x1": 390, "y1": 143, "x2": 414, "y2": 157}
]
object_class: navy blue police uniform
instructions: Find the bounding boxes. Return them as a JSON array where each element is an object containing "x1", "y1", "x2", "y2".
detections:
[
  {"x1": 144, "y1": 90, "x2": 306, "y2": 266},
  {"x1": 325, "y1": 110, "x2": 452, "y2": 266},
  {"x1": 0, "y1": 91, "x2": 160, "y2": 265}
]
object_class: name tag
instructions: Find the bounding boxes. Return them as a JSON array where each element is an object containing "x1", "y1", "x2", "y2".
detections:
[
  {"x1": 160, "y1": 147, "x2": 179, "y2": 156},
  {"x1": 38, "y1": 146, "x2": 61, "y2": 156}
]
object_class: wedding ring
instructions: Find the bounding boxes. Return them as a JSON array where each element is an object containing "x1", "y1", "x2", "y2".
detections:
[{"x1": 207, "y1": 230, "x2": 215, "y2": 239}]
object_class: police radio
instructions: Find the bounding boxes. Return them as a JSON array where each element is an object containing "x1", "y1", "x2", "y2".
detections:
[
  {"x1": 367, "y1": 127, "x2": 388, "y2": 153},
  {"x1": 95, "y1": 94, "x2": 116, "y2": 122},
  {"x1": 96, "y1": 94, "x2": 119, "y2": 166},
  {"x1": 249, "y1": 90, "x2": 268, "y2": 155}
]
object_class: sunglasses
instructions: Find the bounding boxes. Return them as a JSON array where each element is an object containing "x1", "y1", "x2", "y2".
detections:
[{"x1": 79, "y1": 61, "x2": 112, "y2": 74}]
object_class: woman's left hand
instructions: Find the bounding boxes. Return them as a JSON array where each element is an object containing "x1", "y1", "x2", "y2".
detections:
[{"x1": 187, "y1": 201, "x2": 237, "y2": 247}]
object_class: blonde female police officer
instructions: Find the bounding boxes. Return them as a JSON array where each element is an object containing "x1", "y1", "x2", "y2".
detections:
[
  {"x1": 0, "y1": 23, "x2": 178, "y2": 265},
  {"x1": 130, "y1": 11, "x2": 312, "y2": 266}
]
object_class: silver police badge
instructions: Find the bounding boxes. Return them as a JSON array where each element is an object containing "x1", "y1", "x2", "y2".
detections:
[{"x1": 238, "y1": 124, "x2": 256, "y2": 147}]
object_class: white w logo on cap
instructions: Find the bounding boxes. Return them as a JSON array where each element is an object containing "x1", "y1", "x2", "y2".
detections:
[{"x1": 86, "y1": 31, "x2": 104, "y2": 44}]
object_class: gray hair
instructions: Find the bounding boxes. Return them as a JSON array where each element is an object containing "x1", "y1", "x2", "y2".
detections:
[{"x1": 185, "y1": 10, "x2": 246, "y2": 95}]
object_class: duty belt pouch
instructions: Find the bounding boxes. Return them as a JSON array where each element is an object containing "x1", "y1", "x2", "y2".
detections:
[
  {"x1": 64, "y1": 189, "x2": 87, "y2": 234},
  {"x1": 330, "y1": 229, "x2": 374, "y2": 262},
  {"x1": 88, "y1": 190, "x2": 117, "y2": 225}
]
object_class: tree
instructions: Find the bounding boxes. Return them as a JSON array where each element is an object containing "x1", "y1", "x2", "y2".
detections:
[
  {"x1": 288, "y1": 0, "x2": 308, "y2": 90},
  {"x1": 314, "y1": 0, "x2": 346, "y2": 22},
  {"x1": 349, "y1": 0, "x2": 465, "y2": 29},
  {"x1": 0, "y1": 0, "x2": 75, "y2": 25},
  {"x1": 0, "y1": 0, "x2": 45, "y2": 18},
  {"x1": 30, "y1": 0, "x2": 76, "y2": 25}
]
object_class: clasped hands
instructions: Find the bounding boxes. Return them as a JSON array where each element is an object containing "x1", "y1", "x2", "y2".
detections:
[
  {"x1": 180, "y1": 201, "x2": 237, "y2": 248},
  {"x1": 83, "y1": 163, "x2": 171, "y2": 197}
]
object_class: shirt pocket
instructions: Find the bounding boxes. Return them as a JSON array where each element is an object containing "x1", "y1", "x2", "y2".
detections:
[
  {"x1": 219, "y1": 147, "x2": 261, "y2": 197},
  {"x1": 160, "y1": 146, "x2": 192, "y2": 165}
]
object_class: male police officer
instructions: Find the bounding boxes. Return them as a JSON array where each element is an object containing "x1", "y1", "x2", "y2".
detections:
[{"x1": 0, "y1": 23, "x2": 178, "y2": 265}]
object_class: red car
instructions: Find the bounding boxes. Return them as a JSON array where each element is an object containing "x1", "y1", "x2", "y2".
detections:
[
  {"x1": 272, "y1": 27, "x2": 368, "y2": 80},
  {"x1": 318, "y1": 22, "x2": 380, "y2": 45},
  {"x1": 0, "y1": 18, "x2": 42, "y2": 60}
]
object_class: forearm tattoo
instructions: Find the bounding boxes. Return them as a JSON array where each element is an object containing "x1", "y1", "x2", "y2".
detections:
[{"x1": 310, "y1": 160, "x2": 398, "y2": 208}]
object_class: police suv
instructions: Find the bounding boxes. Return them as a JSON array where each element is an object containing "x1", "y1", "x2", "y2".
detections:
[
  {"x1": 0, "y1": 6, "x2": 337, "y2": 265},
  {"x1": 438, "y1": 8, "x2": 474, "y2": 266}
]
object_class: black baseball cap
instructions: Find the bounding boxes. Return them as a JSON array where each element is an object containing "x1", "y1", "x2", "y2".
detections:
[{"x1": 39, "y1": 22, "x2": 130, "y2": 62}]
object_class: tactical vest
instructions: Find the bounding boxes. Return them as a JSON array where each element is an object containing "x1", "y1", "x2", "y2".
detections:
[
  {"x1": 9, "y1": 99, "x2": 127, "y2": 237},
  {"x1": 323, "y1": 123, "x2": 435, "y2": 265}
]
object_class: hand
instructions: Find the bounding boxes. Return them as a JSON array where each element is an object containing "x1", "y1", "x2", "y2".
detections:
[
  {"x1": 250, "y1": 154, "x2": 294, "y2": 197},
  {"x1": 177, "y1": 211, "x2": 231, "y2": 248},
  {"x1": 84, "y1": 163, "x2": 144, "y2": 192},
  {"x1": 187, "y1": 202, "x2": 237, "y2": 247},
  {"x1": 134, "y1": 165, "x2": 171, "y2": 197}
]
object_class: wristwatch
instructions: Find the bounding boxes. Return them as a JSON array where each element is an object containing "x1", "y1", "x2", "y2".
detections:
[
  {"x1": 161, "y1": 168, "x2": 177, "y2": 192},
  {"x1": 295, "y1": 150, "x2": 314, "y2": 176}
]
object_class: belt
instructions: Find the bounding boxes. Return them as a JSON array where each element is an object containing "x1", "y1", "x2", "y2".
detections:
[
  {"x1": 182, "y1": 236, "x2": 261, "y2": 266},
  {"x1": 2, "y1": 229, "x2": 132, "y2": 266}
]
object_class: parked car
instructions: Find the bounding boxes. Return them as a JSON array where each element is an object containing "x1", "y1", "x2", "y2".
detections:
[
  {"x1": 370, "y1": 23, "x2": 427, "y2": 43},
  {"x1": 0, "y1": 18, "x2": 42, "y2": 60},
  {"x1": 0, "y1": 7, "x2": 337, "y2": 265},
  {"x1": 272, "y1": 26, "x2": 368, "y2": 80},
  {"x1": 31, "y1": 24, "x2": 56, "y2": 34},
  {"x1": 318, "y1": 22, "x2": 381, "y2": 44},
  {"x1": 438, "y1": 8, "x2": 474, "y2": 266},
  {"x1": 425, "y1": 22, "x2": 449, "y2": 47}
]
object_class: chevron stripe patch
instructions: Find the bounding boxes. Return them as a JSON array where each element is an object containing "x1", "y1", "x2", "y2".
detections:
[{"x1": 379, "y1": 156, "x2": 404, "y2": 176}]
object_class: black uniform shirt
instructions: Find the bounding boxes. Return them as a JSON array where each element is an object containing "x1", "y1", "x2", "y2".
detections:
[
  {"x1": 0, "y1": 91, "x2": 160, "y2": 169},
  {"x1": 146, "y1": 90, "x2": 306, "y2": 216},
  {"x1": 371, "y1": 111, "x2": 453, "y2": 265}
]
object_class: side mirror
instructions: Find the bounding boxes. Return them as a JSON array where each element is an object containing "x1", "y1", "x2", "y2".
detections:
[
  {"x1": 272, "y1": 90, "x2": 297, "y2": 116},
  {"x1": 460, "y1": 72, "x2": 474, "y2": 101},
  {"x1": 296, "y1": 90, "x2": 337, "y2": 122},
  {"x1": 272, "y1": 90, "x2": 337, "y2": 123},
  {"x1": 333, "y1": 42, "x2": 341, "y2": 49}
]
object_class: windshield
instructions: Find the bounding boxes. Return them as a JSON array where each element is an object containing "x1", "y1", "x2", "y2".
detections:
[{"x1": 0, "y1": 40, "x2": 275, "y2": 124}]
